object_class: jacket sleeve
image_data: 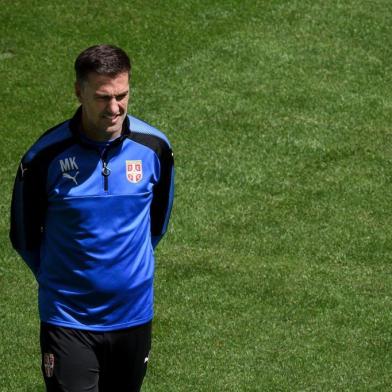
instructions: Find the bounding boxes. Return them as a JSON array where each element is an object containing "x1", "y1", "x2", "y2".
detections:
[
  {"x1": 150, "y1": 145, "x2": 174, "y2": 249},
  {"x1": 10, "y1": 159, "x2": 45, "y2": 276}
]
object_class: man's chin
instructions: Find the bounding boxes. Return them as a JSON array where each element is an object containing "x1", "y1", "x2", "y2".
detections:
[
  {"x1": 101, "y1": 116, "x2": 125, "y2": 135},
  {"x1": 102, "y1": 126, "x2": 122, "y2": 139},
  {"x1": 81, "y1": 115, "x2": 126, "y2": 141}
]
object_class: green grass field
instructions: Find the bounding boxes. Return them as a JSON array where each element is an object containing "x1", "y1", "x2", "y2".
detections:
[{"x1": 2, "y1": 0, "x2": 392, "y2": 390}]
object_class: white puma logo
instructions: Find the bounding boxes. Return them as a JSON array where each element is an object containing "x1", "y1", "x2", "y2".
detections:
[{"x1": 63, "y1": 171, "x2": 79, "y2": 185}]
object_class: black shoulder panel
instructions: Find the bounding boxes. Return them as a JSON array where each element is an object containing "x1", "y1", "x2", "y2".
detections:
[
  {"x1": 35, "y1": 120, "x2": 69, "y2": 142},
  {"x1": 127, "y1": 132, "x2": 170, "y2": 159}
]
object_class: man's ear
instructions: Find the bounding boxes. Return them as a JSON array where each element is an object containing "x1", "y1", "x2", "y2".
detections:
[{"x1": 75, "y1": 81, "x2": 82, "y2": 103}]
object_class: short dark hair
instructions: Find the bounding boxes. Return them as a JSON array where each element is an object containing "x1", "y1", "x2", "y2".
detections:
[{"x1": 75, "y1": 44, "x2": 131, "y2": 83}]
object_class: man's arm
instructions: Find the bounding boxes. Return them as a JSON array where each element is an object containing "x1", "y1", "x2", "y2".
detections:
[
  {"x1": 10, "y1": 160, "x2": 45, "y2": 276},
  {"x1": 150, "y1": 147, "x2": 174, "y2": 249}
]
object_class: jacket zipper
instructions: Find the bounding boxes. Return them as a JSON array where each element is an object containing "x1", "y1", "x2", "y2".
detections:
[{"x1": 101, "y1": 149, "x2": 111, "y2": 191}]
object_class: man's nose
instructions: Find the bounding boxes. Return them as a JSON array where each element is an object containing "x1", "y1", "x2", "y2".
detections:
[{"x1": 107, "y1": 98, "x2": 119, "y2": 114}]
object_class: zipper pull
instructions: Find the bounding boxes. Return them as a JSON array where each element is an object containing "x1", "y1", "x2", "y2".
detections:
[{"x1": 102, "y1": 162, "x2": 111, "y2": 177}]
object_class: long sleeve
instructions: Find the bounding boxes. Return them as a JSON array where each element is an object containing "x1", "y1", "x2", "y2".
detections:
[
  {"x1": 150, "y1": 147, "x2": 174, "y2": 249},
  {"x1": 10, "y1": 160, "x2": 45, "y2": 276}
]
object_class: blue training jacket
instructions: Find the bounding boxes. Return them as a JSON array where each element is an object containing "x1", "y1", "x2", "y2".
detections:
[{"x1": 10, "y1": 107, "x2": 174, "y2": 331}]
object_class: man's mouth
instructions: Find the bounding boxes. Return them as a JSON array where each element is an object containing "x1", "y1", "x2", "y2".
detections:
[{"x1": 103, "y1": 114, "x2": 120, "y2": 122}]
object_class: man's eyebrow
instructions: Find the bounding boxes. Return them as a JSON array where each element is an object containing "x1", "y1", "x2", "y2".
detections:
[{"x1": 94, "y1": 90, "x2": 129, "y2": 98}]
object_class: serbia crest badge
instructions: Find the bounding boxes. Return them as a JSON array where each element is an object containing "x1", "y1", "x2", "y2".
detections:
[
  {"x1": 43, "y1": 353, "x2": 55, "y2": 378},
  {"x1": 126, "y1": 160, "x2": 143, "y2": 183}
]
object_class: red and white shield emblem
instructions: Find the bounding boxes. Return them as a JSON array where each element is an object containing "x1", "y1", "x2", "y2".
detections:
[
  {"x1": 44, "y1": 353, "x2": 55, "y2": 378},
  {"x1": 126, "y1": 160, "x2": 143, "y2": 183}
]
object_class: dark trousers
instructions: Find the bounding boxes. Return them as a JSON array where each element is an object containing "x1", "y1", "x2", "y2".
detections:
[{"x1": 40, "y1": 321, "x2": 152, "y2": 392}]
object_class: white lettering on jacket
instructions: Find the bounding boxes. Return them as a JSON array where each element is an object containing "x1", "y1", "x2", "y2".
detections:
[{"x1": 59, "y1": 157, "x2": 79, "y2": 173}]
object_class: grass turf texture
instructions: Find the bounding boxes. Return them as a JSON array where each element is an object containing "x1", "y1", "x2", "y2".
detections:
[{"x1": 1, "y1": 0, "x2": 392, "y2": 390}]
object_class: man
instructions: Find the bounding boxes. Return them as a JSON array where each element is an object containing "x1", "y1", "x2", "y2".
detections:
[{"x1": 10, "y1": 44, "x2": 174, "y2": 391}]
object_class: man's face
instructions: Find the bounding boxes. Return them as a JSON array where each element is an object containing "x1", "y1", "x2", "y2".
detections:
[{"x1": 75, "y1": 72, "x2": 130, "y2": 141}]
